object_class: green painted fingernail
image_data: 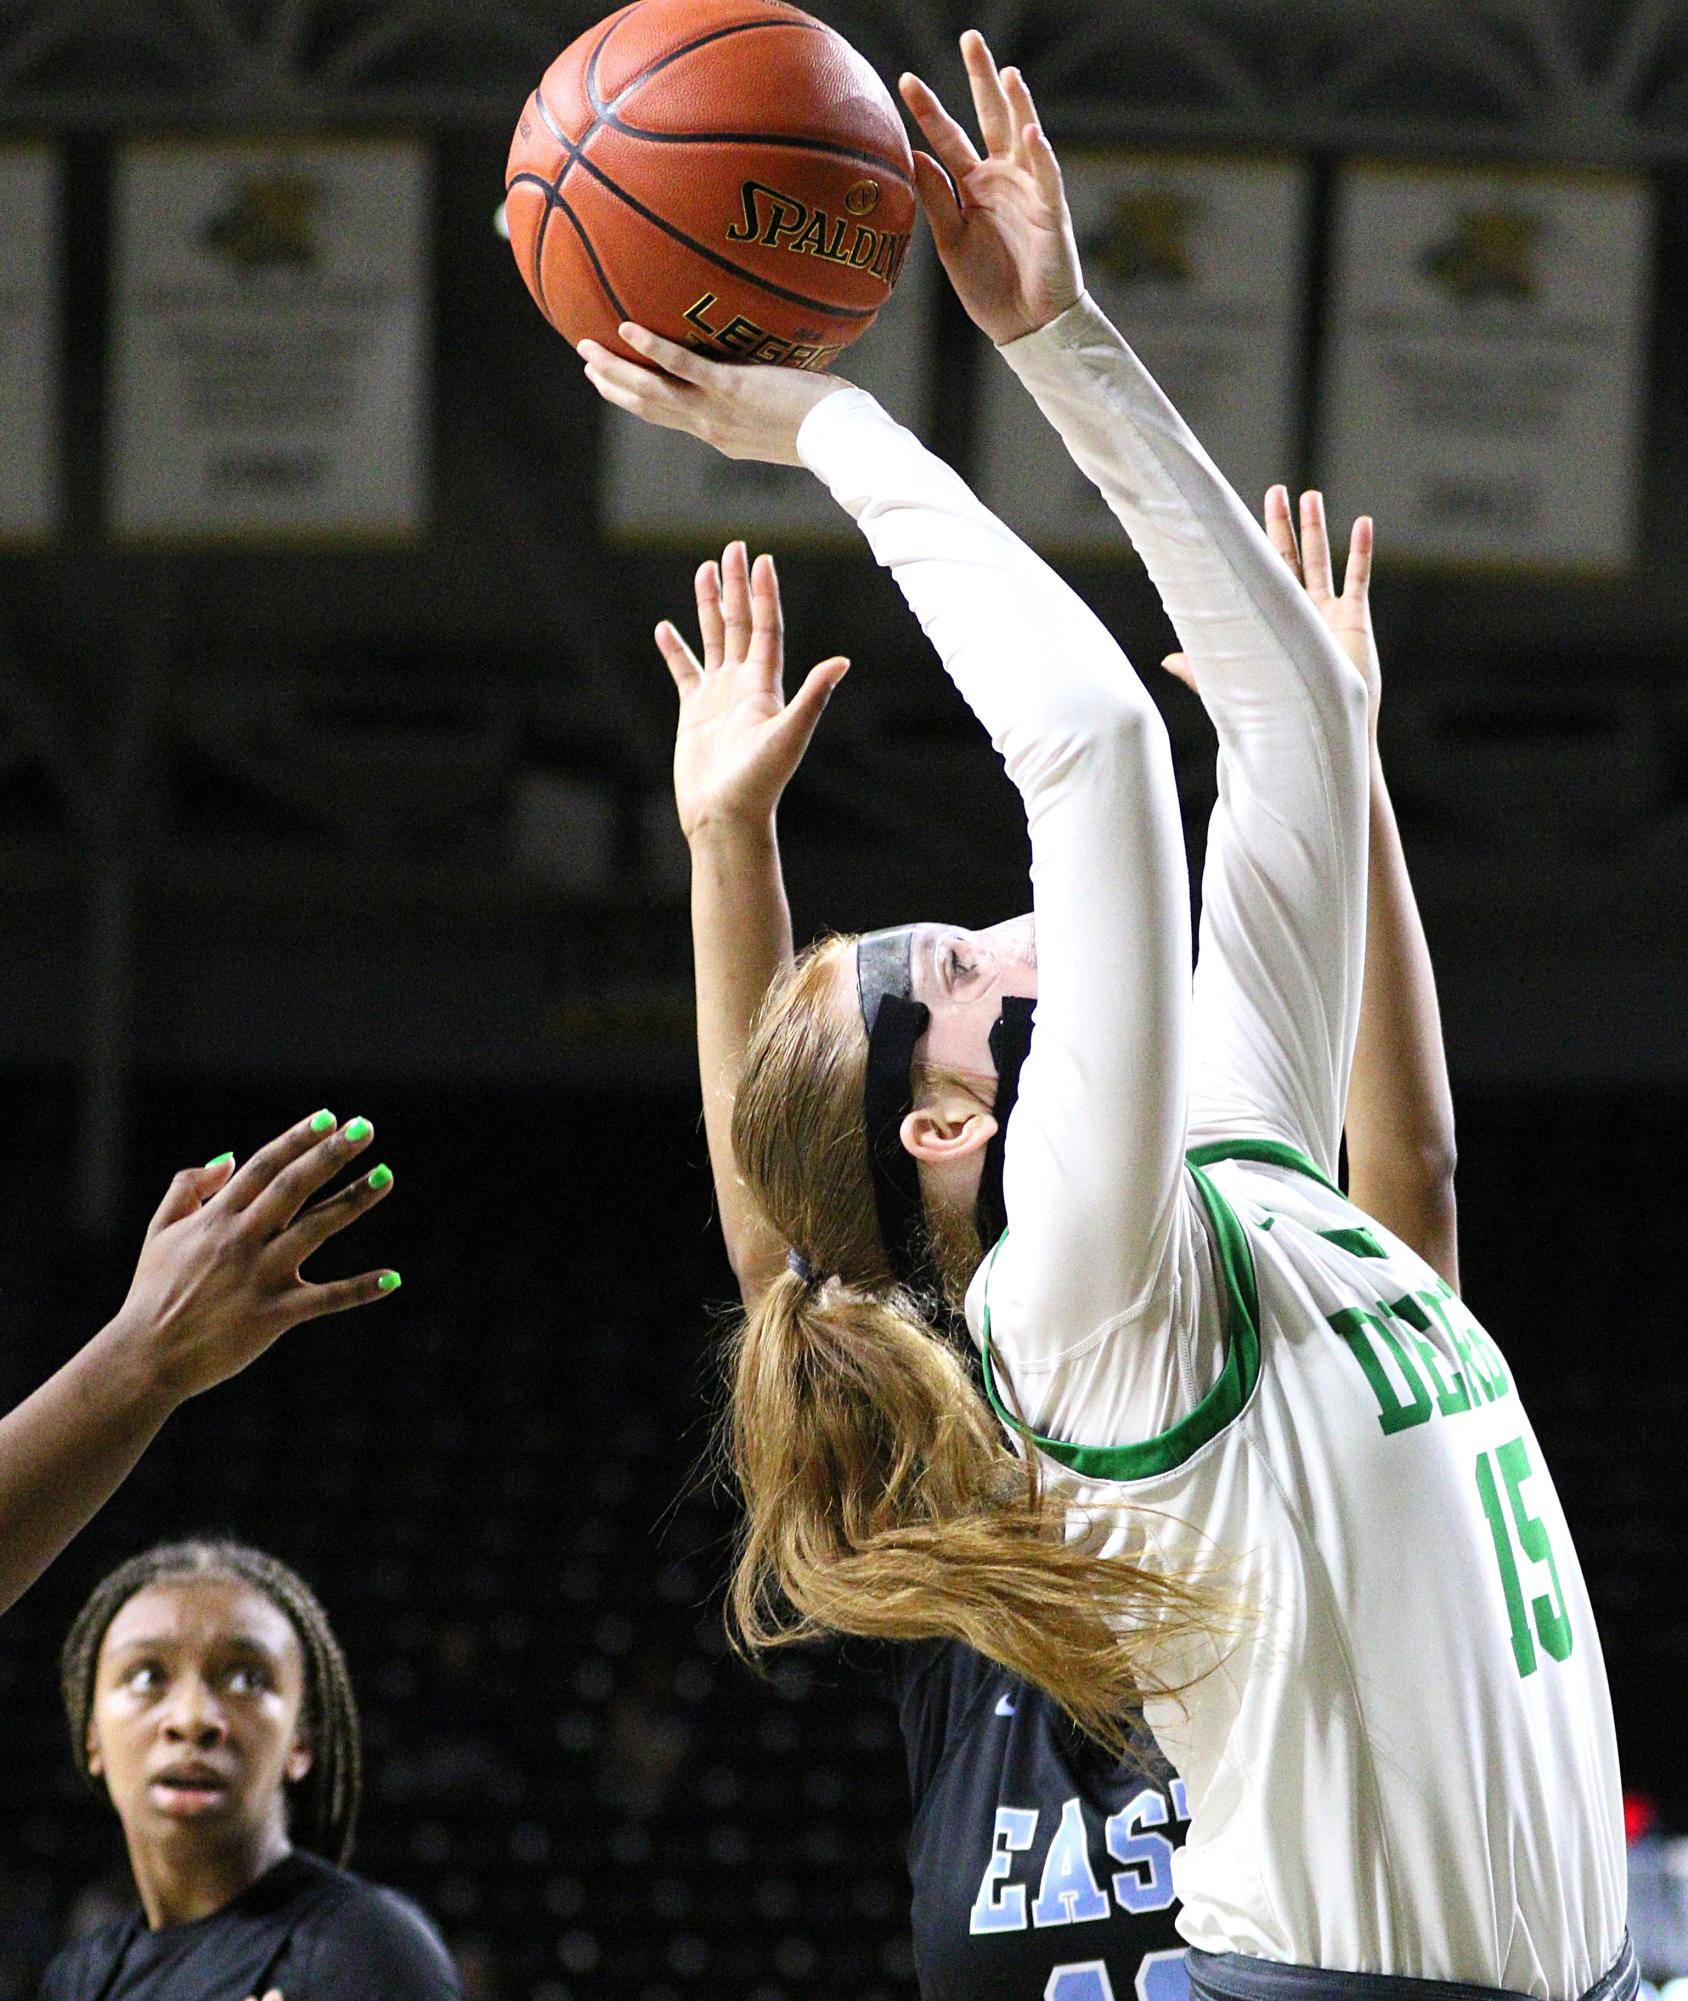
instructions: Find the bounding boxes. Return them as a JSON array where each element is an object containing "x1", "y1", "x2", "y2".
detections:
[
  {"x1": 367, "y1": 1163, "x2": 393, "y2": 1191},
  {"x1": 377, "y1": 1271, "x2": 402, "y2": 1293},
  {"x1": 205, "y1": 1151, "x2": 234, "y2": 1169},
  {"x1": 310, "y1": 1110, "x2": 335, "y2": 1135},
  {"x1": 344, "y1": 1116, "x2": 372, "y2": 1144}
]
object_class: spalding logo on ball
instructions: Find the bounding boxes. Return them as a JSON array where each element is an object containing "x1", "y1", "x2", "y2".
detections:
[{"x1": 505, "y1": 0, "x2": 916, "y2": 369}]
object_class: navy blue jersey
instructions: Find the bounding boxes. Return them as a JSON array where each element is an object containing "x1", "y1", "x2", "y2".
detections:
[{"x1": 888, "y1": 1641, "x2": 1190, "y2": 2001}]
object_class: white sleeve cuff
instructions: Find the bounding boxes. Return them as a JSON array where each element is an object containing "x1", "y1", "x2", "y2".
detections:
[
  {"x1": 794, "y1": 382, "x2": 890, "y2": 489},
  {"x1": 996, "y1": 293, "x2": 1121, "y2": 373}
]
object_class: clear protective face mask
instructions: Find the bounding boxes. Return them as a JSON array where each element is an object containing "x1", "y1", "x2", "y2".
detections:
[{"x1": 854, "y1": 922, "x2": 1036, "y2": 1284}]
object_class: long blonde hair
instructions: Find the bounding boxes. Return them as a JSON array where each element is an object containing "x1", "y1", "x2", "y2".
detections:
[{"x1": 725, "y1": 935, "x2": 1215, "y2": 1755}]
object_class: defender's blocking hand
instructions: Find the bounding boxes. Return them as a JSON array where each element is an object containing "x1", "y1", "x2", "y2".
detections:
[{"x1": 114, "y1": 1110, "x2": 399, "y2": 1407}]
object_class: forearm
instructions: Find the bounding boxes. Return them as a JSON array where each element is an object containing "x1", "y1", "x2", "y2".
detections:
[
  {"x1": 798, "y1": 384, "x2": 1192, "y2": 1334},
  {"x1": 797, "y1": 386, "x2": 1169, "y2": 750},
  {"x1": 1000, "y1": 298, "x2": 1367, "y2": 741},
  {"x1": 1005, "y1": 298, "x2": 1369, "y2": 1176},
  {"x1": 0, "y1": 1314, "x2": 179, "y2": 1616},
  {"x1": 691, "y1": 816, "x2": 792, "y2": 1300},
  {"x1": 1344, "y1": 748, "x2": 1459, "y2": 1289}
]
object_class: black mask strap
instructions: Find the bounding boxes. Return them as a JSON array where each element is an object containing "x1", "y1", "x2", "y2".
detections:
[
  {"x1": 974, "y1": 996, "x2": 1036, "y2": 1252},
  {"x1": 863, "y1": 993, "x2": 932, "y2": 1289}
]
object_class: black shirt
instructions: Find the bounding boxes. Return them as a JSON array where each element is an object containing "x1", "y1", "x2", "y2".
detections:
[
  {"x1": 889, "y1": 1641, "x2": 1190, "y2": 2001},
  {"x1": 37, "y1": 1851, "x2": 462, "y2": 2001}
]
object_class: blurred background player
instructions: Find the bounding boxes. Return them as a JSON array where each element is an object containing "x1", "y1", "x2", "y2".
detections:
[{"x1": 39, "y1": 1538, "x2": 460, "y2": 2000}]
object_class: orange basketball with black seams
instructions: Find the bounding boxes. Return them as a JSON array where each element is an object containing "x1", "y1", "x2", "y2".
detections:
[{"x1": 504, "y1": 0, "x2": 916, "y2": 370}]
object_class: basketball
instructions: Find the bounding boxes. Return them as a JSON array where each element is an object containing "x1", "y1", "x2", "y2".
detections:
[{"x1": 504, "y1": 0, "x2": 916, "y2": 371}]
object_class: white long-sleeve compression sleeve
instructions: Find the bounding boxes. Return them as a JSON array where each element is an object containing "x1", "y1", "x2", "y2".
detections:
[
  {"x1": 1000, "y1": 297, "x2": 1371, "y2": 1183},
  {"x1": 797, "y1": 385, "x2": 1194, "y2": 1352}
]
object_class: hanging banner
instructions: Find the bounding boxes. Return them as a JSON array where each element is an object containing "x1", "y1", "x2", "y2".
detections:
[
  {"x1": 110, "y1": 138, "x2": 429, "y2": 543},
  {"x1": 599, "y1": 235, "x2": 935, "y2": 547},
  {"x1": 975, "y1": 152, "x2": 1310, "y2": 557},
  {"x1": 0, "y1": 145, "x2": 59, "y2": 545},
  {"x1": 1318, "y1": 162, "x2": 1652, "y2": 573}
]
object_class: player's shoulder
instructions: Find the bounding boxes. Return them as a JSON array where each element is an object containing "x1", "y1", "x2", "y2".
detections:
[
  {"x1": 881, "y1": 1634, "x2": 988, "y2": 1706},
  {"x1": 285, "y1": 1852, "x2": 462, "y2": 1993},
  {"x1": 885, "y1": 1638, "x2": 1025, "y2": 1809}
]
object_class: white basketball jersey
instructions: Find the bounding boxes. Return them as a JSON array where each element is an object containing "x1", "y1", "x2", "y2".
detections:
[
  {"x1": 976, "y1": 1145, "x2": 1627, "y2": 1997},
  {"x1": 796, "y1": 336, "x2": 1627, "y2": 2001}
]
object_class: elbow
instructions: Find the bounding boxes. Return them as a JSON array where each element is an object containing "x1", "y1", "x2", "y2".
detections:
[
  {"x1": 1081, "y1": 687, "x2": 1169, "y2": 777},
  {"x1": 1416, "y1": 1128, "x2": 1458, "y2": 1198},
  {"x1": 1355, "y1": 1129, "x2": 1457, "y2": 1236},
  {"x1": 1013, "y1": 679, "x2": 1168, "y2": 795},
  {"x1": 1392, "y1": 1114, "x2": 1457, "y2": 1205},
  {"x1": 1414, "y1": 1137, "x2": 1459, "y2": 1242}
]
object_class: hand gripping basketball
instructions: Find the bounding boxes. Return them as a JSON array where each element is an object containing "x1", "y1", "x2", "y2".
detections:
[
  {"x1": 582, "y1": 321, "x2": 846, "y2": 462},
  {"x1": 505, "y1": 0, "x2": 916, "y2": 366}
]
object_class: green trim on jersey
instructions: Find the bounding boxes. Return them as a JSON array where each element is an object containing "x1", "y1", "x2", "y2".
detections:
[
  {"x1": 978, "y1": 1158, "x2": 1260, "y2": 1482},
  {"x1": 1186, "y1": 1136, "x2": 1343, "y2": 1199}
]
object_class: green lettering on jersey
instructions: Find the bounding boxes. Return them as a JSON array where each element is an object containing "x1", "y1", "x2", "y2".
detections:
[
  {"x1": 1329, "y1": 1288, "x2": 1513, "y2": 1434},
  {"x1": 1420, "y1": 1284, "x2": 1509, "y2": 1403},
  {"x1": 1475, "y1": 1447, "x2": 1536, "y2": 1676},
  {"x1": 1476, "y1": 1436, "x2": 1574, "y2": 1678},
  {"x1": 1423, "y1": 1290, "x2": 1494, "y2": 1403},
  {"x1": 1390, "y1": 1293, "x2": 1472, "y2": 1417},
  {"x1": 1318, "y1": 1225, "x2": 1389, "y2": 1259},
  {"x1": 1497, "y1": 1437, "x2": 1573, "y2": 1664},
  {"x1": 1328, "y1": 1306, "x2": 1433, "y2": 1434},
  {"x1": 1473, "y1": 1322, "x2": 1511, "y2": 1400}
]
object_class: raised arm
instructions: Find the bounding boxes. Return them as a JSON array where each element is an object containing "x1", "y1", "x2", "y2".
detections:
[
  {"x1": 658, "y1": 542, "x2": 849, "y2": 1302},
  {"x1": 1169, "y1": 491, "x2": 1459, "y2": 1289},
  {"x1": 0, "y1": 1112, "x2": 395, "y2": 1618},
  {"x1": 1273, "y1": 502, "x2": 1458, "y2": 1286},
  {"x1": 905, "y1": 37, "x2": 1370, "y2": 1181},
  {"x1": 583, "y1": 332, "x2": 1193, "y2": 1349},
  {"x1": 1350, "y1": 749, "x2": 1458, "y2": 1286}
]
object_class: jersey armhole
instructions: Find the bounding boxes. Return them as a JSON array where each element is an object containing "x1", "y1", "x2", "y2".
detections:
[
  {"x1": 1185, "y1": 1135, "x2": 1343, "y2": 1198},
  {"x1": 978, "y1": 1157, "x2": 1261, "y2": 1482}
]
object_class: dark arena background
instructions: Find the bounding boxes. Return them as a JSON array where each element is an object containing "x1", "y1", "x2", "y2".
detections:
[{"x1": 2, "y1": 2, "x2": 1688, "y2": 1996}]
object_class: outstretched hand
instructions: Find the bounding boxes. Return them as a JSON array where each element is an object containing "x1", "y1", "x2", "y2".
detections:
[
  {"x1": 1166, "y1": 488, "x2": 1379, "y2": 734},
  {"x1": 581, "y1": 323, "x2": 845, "y2": 465},
  {"x1": 115, "y1": 1111, "x2": 399, "y2": 1407},
  {"x1": 900, "y1": 30, "x2": 1082, "y2": 346},
  {"x1": 660, "y1": 541, "x2": 849, "y2": 843}
]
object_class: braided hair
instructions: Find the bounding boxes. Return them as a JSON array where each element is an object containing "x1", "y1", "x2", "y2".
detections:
[{"x1": 60, "y1": 1539, "x2": 363, "y2": 1866}]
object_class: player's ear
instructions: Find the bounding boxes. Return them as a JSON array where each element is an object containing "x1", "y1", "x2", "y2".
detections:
[
  {"x1": 899, "y1": 1105, "x2": 996, "y2": 1166},
  {"x1": 284, "y1": 1735, "x2": 314, "y2": 1785},
  {"x1": 85, "y1": 1720, "x2": 103, "y2": 1780}
]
